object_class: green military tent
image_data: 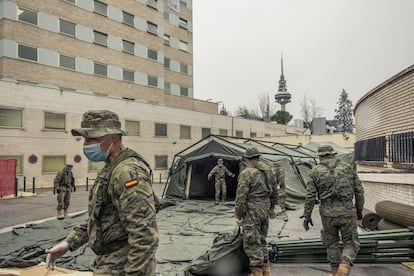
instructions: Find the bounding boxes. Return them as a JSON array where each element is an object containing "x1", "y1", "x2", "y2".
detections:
[{"x1": 162, "y1": 134, "x2": 322, "y2": 210}]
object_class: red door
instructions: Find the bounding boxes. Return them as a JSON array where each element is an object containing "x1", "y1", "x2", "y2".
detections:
[{"x1": 0, "y1": 159, "x2": 17, "y2": 197}]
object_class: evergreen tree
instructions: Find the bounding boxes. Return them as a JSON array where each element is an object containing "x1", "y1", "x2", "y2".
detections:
[
  {"x1": 334, "y1": 89, "x2": 354, "y2": 132},
  {"x1": 271, "y1": 110, "x2": 293, "y2": 125}
]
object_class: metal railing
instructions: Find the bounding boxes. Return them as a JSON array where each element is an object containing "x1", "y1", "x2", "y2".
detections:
[{"x1": 355, "y1": 131, "x2": 414, "y2": 164}]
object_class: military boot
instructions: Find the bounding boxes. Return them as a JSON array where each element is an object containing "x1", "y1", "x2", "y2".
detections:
[
  {"x1": 249, "y1": 266, "x2": 263, "y2": 276},
  {"x1": 328, "y1": 264, "x2": 339, "y2": 276},
  {"x1": 263, "y1": 261, "x2": 271, "y2": 276},
  {"x1": 57, "y1": 210, "x2": 64, "y2": 220},
  {"x1": 335, "y1": 263, "x2": 351, "y2": 276},
  {"x1": 63, "y1": 209, "x2": 68, "y2": 218}
]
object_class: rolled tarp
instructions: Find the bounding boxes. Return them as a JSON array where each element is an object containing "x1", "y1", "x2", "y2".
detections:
[
  {"x1": 375, "y1": 201, "x2": 414, "y2": 227},
  {"x1": 378, "y1": 218, "x2": 405, "y2": 231},
  {"x1": 361, "y1": 208, "x2": 381, "y2": 230}
]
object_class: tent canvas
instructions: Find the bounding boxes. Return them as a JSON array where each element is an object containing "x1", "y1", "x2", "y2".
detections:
[{"x1": 162, "y1": 135, "x2": 322, "y2": 209}]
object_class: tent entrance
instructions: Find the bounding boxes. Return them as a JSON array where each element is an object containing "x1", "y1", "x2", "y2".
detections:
[{"x1": 188, "y1": 156, "x2": 240, "y2": 200}]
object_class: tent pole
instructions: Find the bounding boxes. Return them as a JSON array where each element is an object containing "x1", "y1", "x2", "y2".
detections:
[{"x1": 185, "y1": 163, "x2": 192, "y2": 199}]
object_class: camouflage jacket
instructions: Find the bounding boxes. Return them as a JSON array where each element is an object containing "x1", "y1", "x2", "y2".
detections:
[
  {"x1": 208, "y1": 165, "x2": 233, "y2": 182},
  {"x1": 54, "y1": 169, "x2": 74, "y2": 189},
  {"x1": 303, "y1": 156, "x2": 364, "y2": 218},
  {"x1": 274, "y1": 165, "x2": 286, "y2": 189},
  {"x1": 65, "y1": 147, "x2": 159, "y2": 274},
  {"x1": 235, "y1": 160, "x2": 278, "y2": 218}
]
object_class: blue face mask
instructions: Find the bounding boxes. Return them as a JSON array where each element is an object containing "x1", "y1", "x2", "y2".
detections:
[{"x1": 83, "y1": 140, "x2": 112, "y2": 162}]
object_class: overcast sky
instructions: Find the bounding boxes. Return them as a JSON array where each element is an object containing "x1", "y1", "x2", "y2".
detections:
[{"x1": 192, "y1": 0, "x2": 414, "y2": 121}]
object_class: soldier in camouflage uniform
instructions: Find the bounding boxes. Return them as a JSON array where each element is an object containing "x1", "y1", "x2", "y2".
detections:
[
  {"x1": 54, "y1": 164, "x2": 75, "y2": 219},
  {"x1": 273, "y1": 162, "x2": 288, "y2": 218},
  {"x1": 46, "y1": 110, "x2": 159, "y2": 276},
  {"x1": 235, "y1": 147, "x2": 278, "y2": 276},
  {"x1": 208, "y1": 158, "x2": 235, "y2": 204},
  {"x1": 301, "y1": 145, "x2": 364, "y2": 276}
]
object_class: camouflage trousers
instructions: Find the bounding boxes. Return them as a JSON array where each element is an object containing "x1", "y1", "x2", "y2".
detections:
[
  {"x1": 215, "y1": 180, "x2": 227, "y2": 202},
  {"x1": 320, "y1": 215, "x2": 360, "y2": 266},
  {"x1": 93, "y1": 245, "x2": 157, "y2": 275},
  {"x1": 241, "y1": 210, "x2": 269, "y2": 267},
  {"x1": 278, "y1": 188, "x2": 286, "y2": 211},
  {"x1": 56, "y1": 187, "x2": 71, "y2": 211}
]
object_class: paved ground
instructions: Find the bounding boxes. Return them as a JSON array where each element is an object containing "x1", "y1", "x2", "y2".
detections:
[{"x1": 1, "y1": 183, "x2": 413, "y2": 275}]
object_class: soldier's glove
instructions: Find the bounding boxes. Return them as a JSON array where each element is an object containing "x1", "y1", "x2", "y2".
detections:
[
  {"x1": 235, "y1": 217, "x2": 243, "y2": 226},
  {"x1": 56, "y1": 188, "x2": 61, "y2": 194},
  {"x1": 269, "y1": 209, "x2": 277, "y2": 219},
  {"x1": 357, "y1": 210, "x2": 363, "y2": 220},
  {"x1": 300, "y1": 215, "x2": 313, "y2": 231},
  {"x1": 45, "y1": 241, "x2": 69, "y2": 270}
]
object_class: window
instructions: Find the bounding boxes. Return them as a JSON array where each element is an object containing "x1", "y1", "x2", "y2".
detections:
[
  {"x1": 123, "y1": 69, "x2": 134, "y2": 82},
  {"x1": 148, "y1": 75, "x2": 158, "y2": 87},
  {"x1": 179, "y1": 40, "x2": 188, "y2": 52},
  {"x1": 125, "y1": 120, "x2": 140, "y2": 135},
  {"x1": 155, "y1": 155, "x2": 168, "y2": 169},
  {"x1": 164, "y1": 58, "x2": 170, "y2": 69},
  {"x1": 0, "y1": 155, "x2": 23, "y2": 174},
  {"x1": 18, "y1": 44, "x2": 37, "y2": 61},
  {"x1": 88, "y1": 160, "x2": 105, "y2": 171},
  {"x1": 17, "y1": 6, "x2": 37, "y2": 25},
  {"x1": 155, "y1": 123, "x2": 167, "y2": 137},
  {"x1": 122, "y1": 11, "x2": 134, "y2": 26},
  {"x1": 180, "y1": 63, "x2": 188, "y2": 74},
  {"x1": 147, "y1": 21, "x2": 158, "y2": 35},
  {"x1": 93, "y1": 30, "x2": 107, "y2": 46},
  {"x1": 148, "y1": 49, "x2": 158, "y2": 60},
  {"x1": 59, "y1": 19, "x2": 76, "y2": 36},
  {"x1": 235, "y1": 130, "x2": 243, "y2": 138},
  {"x1": 219, "y1": 129, "x2": 228, "y2": 136},
  {"x1": 94, "y1": 62, "x2": 107, "y2": 76},
  {"x1": 0, "y1": 108, "x2": 22, "y2": 128},
  {"x1": 94, "y1": 0, "x2": 107, "y2": 16},
  {"x1": 202, "y1": 128, "x2": 211, "y2": 138},
  {"x1": 44, "y1": 112, "x2": 65, "y2": 130},
  {"x1": 147, "y1": 0, "x2": 158, "y2": 10},
  {"x1": 163, "y1": 12, "x2": 169, "y2": 21},
  {"x1": 59, "y1": 54, "x2": 75, "y2": 69},
  {"x1": 180, "y1": 87, "x2": 188, "y2": 96},
  {"x1": 180, "y1": 125, "x2": 191, "y2": 139},
  {"x1": 64, "y1": 0, "x2": 76, "y2": 4},
  {"x1": 179, "y1": 17, "x2": 187, "y2": 29},
  {"x1": 180, "y1": 0, "x2": 188, "y2": 7},
  {"x1": 250, "y1": 132, "x2": 257, "y2": 138},
  {"x1": 264, "y1": 133, "x2": 271, "y2": 137},
  {"x1": 122, "y1": 40, "x2": 135, "y2": 54},
  {"x1": 164, "y1": 82, "x2": 170, "y2": 93},
  {"x1": 43, "y1": 156, "x2": 65, "y2": 173},
  {"x1": 163, "y1": 34, "x2": 170, "y2": 46}
]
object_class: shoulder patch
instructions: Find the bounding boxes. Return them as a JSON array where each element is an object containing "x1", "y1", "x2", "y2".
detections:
[{"x1": 125, "y1": 179, "x2": 138, "y2": 188}]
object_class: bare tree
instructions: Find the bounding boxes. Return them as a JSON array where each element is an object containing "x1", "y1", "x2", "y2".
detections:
[
  {"x1": 300, "y1": 94, "x2": 323, "y2": 128},
  {"x1": 258, "y1": 92, "x2": 276, "y2": 122}
]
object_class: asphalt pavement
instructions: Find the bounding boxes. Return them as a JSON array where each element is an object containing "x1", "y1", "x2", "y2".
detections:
[{"x1": 0, "y1": 184, "x2": 413, "y2": 275}]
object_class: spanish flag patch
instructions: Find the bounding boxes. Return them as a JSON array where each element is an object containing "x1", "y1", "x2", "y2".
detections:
[{"x1": 125, "y1": 179, "x2": 138, "y2": 188}]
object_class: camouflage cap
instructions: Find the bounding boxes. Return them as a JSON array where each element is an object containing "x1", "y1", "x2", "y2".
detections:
[
  {"x1": 317, "y1": 145, "x2": 337, "y2": 156},
  {"x1": 71, "y1": 110, "x2": 127, "y2": 138},
  {"x1": 217, "y1": 158, "x2": 223, "y2": 163},
  {"x1": 244, "y1": 147, "x2": 261, "y2": 158}
]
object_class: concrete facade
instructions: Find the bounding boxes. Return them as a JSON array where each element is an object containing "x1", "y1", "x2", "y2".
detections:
[
  {"x1": 0, "y1": 0, "x2": 214, "y2": 112},
  {"x1": 354, "y1": 64, "x2": 414, "y2": 210},
  {"x1": 0, "y1": 80, "x2": 289, "y2": 188}
]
